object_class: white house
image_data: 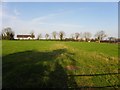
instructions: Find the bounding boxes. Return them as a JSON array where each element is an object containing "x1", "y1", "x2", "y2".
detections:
[{"x1": 17, "y1": 35, "x2": 35, "y2": 40}]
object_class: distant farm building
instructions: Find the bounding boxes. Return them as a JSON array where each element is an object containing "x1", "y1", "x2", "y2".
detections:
[{"x1": 17, "y1": 35, "x2": 35, "y2": 40}]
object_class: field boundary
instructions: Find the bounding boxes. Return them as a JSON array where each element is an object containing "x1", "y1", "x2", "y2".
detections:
[{"x1": 67, "y1": 73, "x2": 119, "y2": 76}]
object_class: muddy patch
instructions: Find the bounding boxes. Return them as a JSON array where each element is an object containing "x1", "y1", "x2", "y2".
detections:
[{"x1": 65, "y1": 65, "x2": 79, "y2": 70}]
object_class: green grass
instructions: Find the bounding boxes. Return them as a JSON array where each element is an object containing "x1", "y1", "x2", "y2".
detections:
[{"x1": 2, "y1": 40, "x2": 119, "y2": 88}]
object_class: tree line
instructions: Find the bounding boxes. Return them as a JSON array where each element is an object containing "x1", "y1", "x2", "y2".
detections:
[{"x1": 0, "y1": 27, "x2": 119, "y2": 43}]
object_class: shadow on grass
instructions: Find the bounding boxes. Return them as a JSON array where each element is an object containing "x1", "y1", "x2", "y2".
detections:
[
  {"x1": 2, "y1": 48, "x2": 119, "y2": 89},
  {"x1": 2, "y1": 49, "x2": 78, "y2": 88}
]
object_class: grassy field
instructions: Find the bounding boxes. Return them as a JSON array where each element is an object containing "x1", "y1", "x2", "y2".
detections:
[{"x1": 2, "y1": 40, "x2": 119, "y2": 88}]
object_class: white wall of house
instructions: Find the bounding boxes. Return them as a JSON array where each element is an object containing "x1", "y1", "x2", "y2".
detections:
[{"x1": 18, "y1": 37, "x2": 34, "y2": 40}]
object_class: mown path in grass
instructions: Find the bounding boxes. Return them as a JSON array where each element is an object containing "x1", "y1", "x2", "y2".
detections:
[{"x1": 2, "y1": 40, "x2": 119, "y2": 88}]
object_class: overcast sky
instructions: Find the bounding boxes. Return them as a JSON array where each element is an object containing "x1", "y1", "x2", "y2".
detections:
[{"x1": 1, "y1": 2, "x2": 118, "y2": 38}]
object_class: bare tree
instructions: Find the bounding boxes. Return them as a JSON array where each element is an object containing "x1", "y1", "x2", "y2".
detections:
[
  {"x1": 37, "y1": 33, "x2": 42, "y2": 40},
  {"x1": 1, "y1": 27, "x2": 15, "y2": 40},
  {"x1": 95, "y1": 30, "x2": 107, "y2": 42},
  {"x1": 70, "y1": 33, "x2": 75, "y2": 39},
  {"x1": 59, "y1": 31, "x2": 65, "y2": 41},
  {"x1": 52, "y1": 31, "x2": 57, "y2": 39},
  {"x1": 83, "y1": 32, "x2": 92, "y2": 41},
  {"x1": 79, "y1": 32, "x2": 83, "y2": 40},
  {"x1": 45, "y1": 33, "x2": 49, "y2": 40},
  {"x1": 108, "y1": 37, "x2": 116, "y2": 43},
  {"x1": 30, "y1": 31, "x2": 35, "y2": 39},
  {"x1": 75, "y1": 33, "x2": 80, "y2": 40}
]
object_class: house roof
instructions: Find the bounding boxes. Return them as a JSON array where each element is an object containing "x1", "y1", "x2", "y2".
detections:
[{"x1": 17, "y1": 35, "x2": 35, "y2": 38}]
